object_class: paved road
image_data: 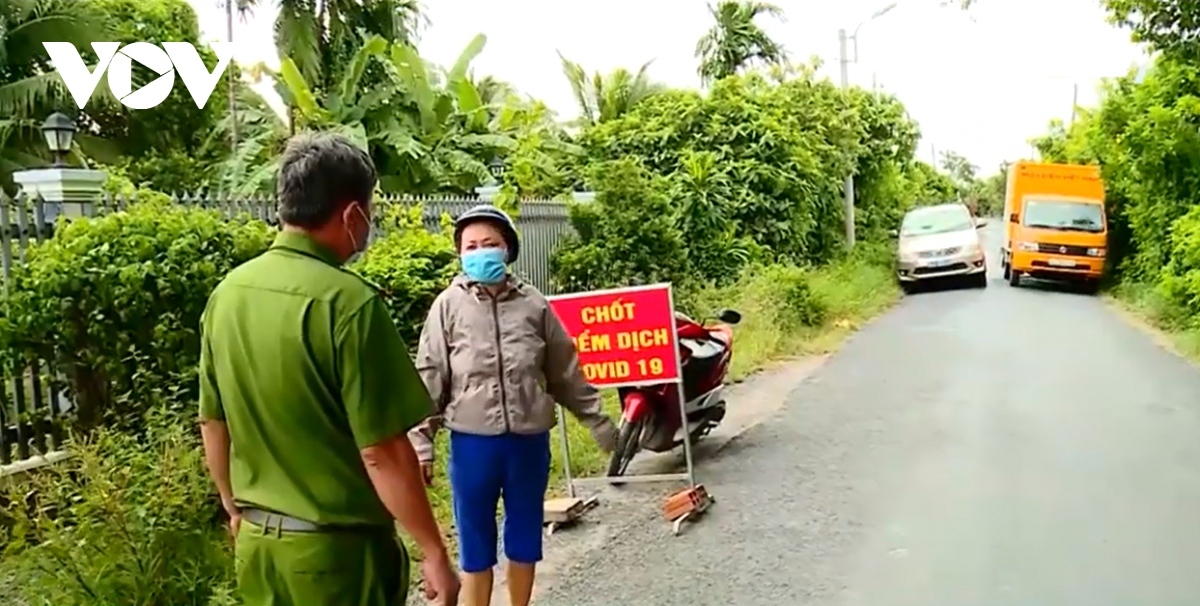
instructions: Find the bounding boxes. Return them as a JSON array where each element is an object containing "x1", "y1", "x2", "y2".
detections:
[{"x1": 536, "y1": 224, "x2": 1200, "y2": 606}]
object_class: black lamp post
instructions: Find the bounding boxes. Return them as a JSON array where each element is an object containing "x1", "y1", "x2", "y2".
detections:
[
  {"x1": 488, "y1": 157, "x2": 505, "y2": 184},
  {"x1": 41, "y1": 112, "x2": 77, "y2": 168}
]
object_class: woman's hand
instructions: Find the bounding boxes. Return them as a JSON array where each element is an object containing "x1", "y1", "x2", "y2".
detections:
[
  {"x1": 592, "y1": 417, "x2": 618, "y2": 452},
  {"x1": 420, "y1": 461, "x2": 435, "y2": 486}
]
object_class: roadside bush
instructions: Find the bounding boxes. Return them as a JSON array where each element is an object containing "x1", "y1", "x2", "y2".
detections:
[
  {"x1": 581, "y1": 74, "x2": 856, "y2": 266},
  {"x1": 551, "y1": 158, "x2": 690, "y2": 292},
  {"x1": 1156, "y1": 205, "x2": 1200, "y2": 320},
  {"x1": 751, "y1": 264, "x2": 827, "y2": 328},
  {"x1": 352, "y1": 203, "x2": 459, "y2": 347},
  {"x1": 579, "y1": 70, "x2": 946, "y2": 270},
  {"x1": 0, "y1": 408, "x2": 236, "y2": 606},
  {"x1": 0, "y1": 201, "x2": 273, "y2": 432}
]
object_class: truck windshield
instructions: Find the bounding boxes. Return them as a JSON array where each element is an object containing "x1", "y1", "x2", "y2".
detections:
[
  {"x1": 900, "y1": 206, "x2": 973, "y2": 236},
  {"x1": 1023, "y1": 200, "x2": 1104, "y2": 232}
]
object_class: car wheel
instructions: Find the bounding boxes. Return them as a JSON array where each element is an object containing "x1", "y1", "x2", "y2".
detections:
[
  {"x1": 1081, "y1": 279, "x2": 1100, "y2": 295},
  {"x1": 973, "y1": 272, "x2": 988, "y2": 288},
  {"x1": 900, "y1": 281, "x2": 917, "y2": 295},
  {"x1": 1008, "y1": 268, "x2": 1021, "y2": 287}
]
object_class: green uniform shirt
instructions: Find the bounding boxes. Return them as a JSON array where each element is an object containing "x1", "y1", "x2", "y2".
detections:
[{"x1": 199, "y1": 230, "x2": 433, "y2": 526}]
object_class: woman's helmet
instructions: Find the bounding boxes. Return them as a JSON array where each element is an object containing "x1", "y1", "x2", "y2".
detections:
[{"x1": 453, "y1": 204, "x2": 520, "y2": 263}]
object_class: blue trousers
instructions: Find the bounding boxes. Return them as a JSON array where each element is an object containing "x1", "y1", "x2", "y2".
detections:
[{"x1": 448, "y1": 431, "x2": 551, "y2": 573}]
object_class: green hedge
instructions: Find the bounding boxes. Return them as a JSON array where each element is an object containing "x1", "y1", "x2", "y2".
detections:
[
  {"x1": 0, "y1": 200, "x2": 457, "y2": 435},
  {"x1": 0, "y1": 201, "x2": 274, "y2": 432}
]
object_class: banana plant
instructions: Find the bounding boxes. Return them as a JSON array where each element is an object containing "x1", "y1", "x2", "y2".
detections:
[
  {"x1": 270, "y1": 32, "x2": 515, "y2": 195},
  {"x1": 378, "y1": 33, "x2": 514, "y2": 193},
  {"x1": 278, "y1": 34, "x2": 391, "y2": 150}
]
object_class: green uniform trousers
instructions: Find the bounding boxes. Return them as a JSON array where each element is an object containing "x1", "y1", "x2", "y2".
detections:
[{"x1": 235, "y1": 520, "x2": 410, "y2": 606}]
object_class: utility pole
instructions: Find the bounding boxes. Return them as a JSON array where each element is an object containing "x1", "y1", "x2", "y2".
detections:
[
  {"x1": 838, "y1": 28, "x2": 855, "y2": 249},
  {"x1": 225, "y1": 0, "x2": 238, "y2": 153},
  {"x1": 931, "y1": 144, "x2": 937, "y2": 167},
  {"x1": 836, "y1": 3, "x2": 897, "y2": 249},
  {"x1": 1069, "y1": 82, "x2": 1078, "y2": 128}
]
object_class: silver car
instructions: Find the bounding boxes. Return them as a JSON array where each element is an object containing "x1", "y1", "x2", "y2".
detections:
[{"x1": 893, "y1": 203, "x2": 987, "y2": 292}]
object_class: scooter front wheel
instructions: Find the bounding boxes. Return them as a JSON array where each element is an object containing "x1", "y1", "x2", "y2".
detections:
[{"x1": 606, "y1": 418, "x2": 644, "y2": 477}]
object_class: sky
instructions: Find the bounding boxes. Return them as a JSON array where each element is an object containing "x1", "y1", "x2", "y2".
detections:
[{"x1": 185, "y1": 0, "x2": 1151, "y2": 174}]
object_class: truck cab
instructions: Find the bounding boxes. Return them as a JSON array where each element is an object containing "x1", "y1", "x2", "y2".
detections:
[{"x1": 1001, "y1": 161, "x2": 1107, "y2": 293}]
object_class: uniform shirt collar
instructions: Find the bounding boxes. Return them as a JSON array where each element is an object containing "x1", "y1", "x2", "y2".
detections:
[{"x1": 270, "y1": 230, "x2": 343, "y2": 267}]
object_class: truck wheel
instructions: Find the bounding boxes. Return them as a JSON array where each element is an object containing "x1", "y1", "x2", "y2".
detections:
[
  {"x1": 1008, "y1": 268, "x2": 1021, "y2": 287},
  {"x1": 606, "y1": 419, "x2": 643, "y2": 477}
]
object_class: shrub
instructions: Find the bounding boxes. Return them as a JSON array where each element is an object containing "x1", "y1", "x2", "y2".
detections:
[
  {"x1": 0, "y1": 409, "x2": 236, "y2": 606},
  {"x1": 352, "y1": 203, "x2": 459, "y2": 347},
  {"x1": 1157, "y1": 205, "x2": 1200, "y2": 320},
  {"x1": 0, "y1": 201, "x2": 273, "y2": 431},
  {"x1": 764, "y1": 264, "x2": 827, "y2": 328},
  {"x1": 578, "y1": 72, "x2": 935, "y2": 266},
  {"x1": 550, "y1": 158, "x2": 690, "y2": 293}
]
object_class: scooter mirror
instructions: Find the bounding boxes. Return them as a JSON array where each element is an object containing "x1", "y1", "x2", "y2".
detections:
[{"x1": 717, "y1": 309, "x2": 741, "y2": 325}]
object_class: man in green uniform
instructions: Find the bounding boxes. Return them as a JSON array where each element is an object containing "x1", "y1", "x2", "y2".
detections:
[{"x1": 198, "y1": 132, "x2": 459, "y2": 605}]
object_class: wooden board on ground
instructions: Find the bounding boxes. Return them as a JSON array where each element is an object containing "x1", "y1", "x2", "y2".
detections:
[{"x1": 543, "y1": 496, "x2": 599, "y2": 535}]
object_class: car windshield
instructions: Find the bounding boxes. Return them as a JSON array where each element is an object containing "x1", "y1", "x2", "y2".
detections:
[
  {"x1": 900, "y1": 206, "x2": 973, "y2": 236},
  {"x1": 1023, "y1": 200, "x2": 1104, "y2": 232}
]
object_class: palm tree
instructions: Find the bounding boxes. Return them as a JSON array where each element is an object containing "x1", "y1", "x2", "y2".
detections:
[
  {"x1": 557, "y1": 53, "x2": 665, "y2": 127},
  {"x1": 0, "y1": 0, "x2": 110, "y2": 191},
  {"x1": 695, "y1": 1, "x2": 787, "y2": 84},
  {"x1": 475, "y1": 75, "x2": 517, "y2": 107}
]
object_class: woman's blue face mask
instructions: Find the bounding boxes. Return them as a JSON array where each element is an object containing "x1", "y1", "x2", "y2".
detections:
[{"x1": 461, "y1": 247, "x2": 508, "y2": 284}]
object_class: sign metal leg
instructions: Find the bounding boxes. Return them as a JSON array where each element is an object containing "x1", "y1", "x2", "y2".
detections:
[
  {"x1": 675, "y1": 381, "x2": 696, "y2": 488},
  {"x1": 556, "y1": 406, "x2": 576, "y2": 498}
]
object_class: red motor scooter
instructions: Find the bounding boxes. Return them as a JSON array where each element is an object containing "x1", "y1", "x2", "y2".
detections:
[{"x1": 606, "y1": 308, "x2": 742, "y2": 477}]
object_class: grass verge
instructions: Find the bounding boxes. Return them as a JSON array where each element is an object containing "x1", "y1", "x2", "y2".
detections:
[{"x1": 1106, "y1": 281, "x2": 1200, "y2": 360}]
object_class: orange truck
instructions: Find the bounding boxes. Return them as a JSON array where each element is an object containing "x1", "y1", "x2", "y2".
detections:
[{"x1": 1000, "y1": 161, "x2": 1107, "y2": 293}]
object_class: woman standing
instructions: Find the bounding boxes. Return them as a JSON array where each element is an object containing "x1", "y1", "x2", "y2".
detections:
[{"x1": 409, "y1": 204, "x2": 618, "y2": 606}]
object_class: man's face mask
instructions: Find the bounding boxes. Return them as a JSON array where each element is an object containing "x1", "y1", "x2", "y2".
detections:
[{"x1": 345, "y1": 204, "x2": 380, "y2": 265}]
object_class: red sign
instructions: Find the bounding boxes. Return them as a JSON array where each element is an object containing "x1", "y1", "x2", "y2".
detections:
[{"x1": 547, "y1": 284, "x2": 681, "y2": 388}]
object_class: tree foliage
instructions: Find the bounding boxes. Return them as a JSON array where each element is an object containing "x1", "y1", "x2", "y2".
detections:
[
  {"x1": 1102, "y1": 0, "x2": 1200, "y2": 60},
  {"x1": 553, "y1": 66, "x2": 957, "y2": 291},
  {"x1": 1032, "y1": 54, "x2": 1200, "y2": 306},
  {"x1": 557, "y1": 53, "x2": 665, "y2": 126},
  {"x1": 695, "y1": 1, "x2": 788, "y2": 84},
  {"x1": 235, "y1": 0, "x2": 423, "y2": 94},
  {"x1": 0, "y1": 0, "x2": 108, "y2": 191},
  {"x1": 271, "y1": 34, "x2": 514, "y2": 195}
]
